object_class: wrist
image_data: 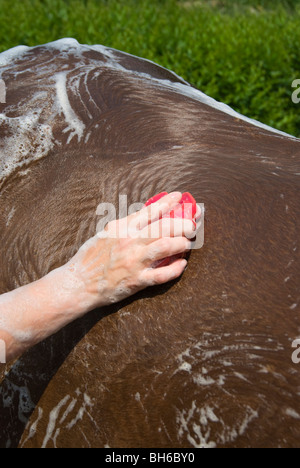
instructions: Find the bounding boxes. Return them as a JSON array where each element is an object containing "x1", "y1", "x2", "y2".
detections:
[{"x1": 45, "y1": 264, "x2": 94, "y2": 318}]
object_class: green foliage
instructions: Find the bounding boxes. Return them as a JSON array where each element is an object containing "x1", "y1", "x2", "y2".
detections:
[{"x1": 0, "y1": 0, "x2": 299, "y2": 137}]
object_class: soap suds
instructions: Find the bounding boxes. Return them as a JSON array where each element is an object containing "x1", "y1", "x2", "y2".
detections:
[
  {"x1": 0, "y1": 37, "x2": 296, "y2": 190},
  {"x1": 53, "y1": 72, "x2": 85, "y2": 144},
  {"x1": 6, "y1": 207, "x2": 15, "y2": 227},
  {"x1": 42, "y1": 395, "x2": 70, "y2": 448},
  {"x1": 66, "y1": 392, "x2": 93, "y2": 430},
  {"x1": 176, "y1": 400, "x2": 258, "y2": 448},
  {"x1": 0, "y1": 37, "x2": 296, "y2": 188},
  {"x1": 0, "y1": 111, "x2": 54, "y2": 186},
  {"x1": 0, "y1": 45, "x2": 29, "y2": 69},
  {"x1": 21, "y1": 407, "x2": 43, "y2": 447},
  {"x1": 285, "y1": 408, "x2": 300, "y2": 419}
]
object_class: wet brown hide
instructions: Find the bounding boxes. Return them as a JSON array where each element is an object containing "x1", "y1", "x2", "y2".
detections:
[{"x1": 0, "y1": 41, "x2": 299, "y2": 448}]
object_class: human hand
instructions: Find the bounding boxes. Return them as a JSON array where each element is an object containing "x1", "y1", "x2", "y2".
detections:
[{"x1": 65, "y1": 192, "x2": 197, "y2": 310}]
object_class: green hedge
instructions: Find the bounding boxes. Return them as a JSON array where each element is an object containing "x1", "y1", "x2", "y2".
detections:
[{"x1": 0, "y1": 0, "x2": 299, "y2": 137}]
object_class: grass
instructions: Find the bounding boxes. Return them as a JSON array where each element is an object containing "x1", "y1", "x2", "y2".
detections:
[{"x1": 0, "y1": 0, "x2": 299, "y2": 137}]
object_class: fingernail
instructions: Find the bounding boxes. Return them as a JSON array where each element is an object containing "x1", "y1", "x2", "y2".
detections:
[{"x1": 170, "y1": 191, "x2": 182, "y2": 200}]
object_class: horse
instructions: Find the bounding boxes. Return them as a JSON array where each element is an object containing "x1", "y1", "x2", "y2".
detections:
[{"x1": 0, "y1": 39, "x2": 299, "y2": 448}]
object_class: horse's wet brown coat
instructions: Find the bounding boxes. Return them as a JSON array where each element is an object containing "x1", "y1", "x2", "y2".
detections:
[{"x1": 0, "y1": 41, "x2": 299, "y2": 448}]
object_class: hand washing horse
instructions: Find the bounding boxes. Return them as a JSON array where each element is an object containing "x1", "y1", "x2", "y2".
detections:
[{"x1": 0, "y1": 39, "x2": 299, "y2": 448}]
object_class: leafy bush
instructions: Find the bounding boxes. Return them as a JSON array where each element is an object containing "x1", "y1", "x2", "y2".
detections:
[{"x1": 0, "y1": 0, "x2": 299, "y2": 137}]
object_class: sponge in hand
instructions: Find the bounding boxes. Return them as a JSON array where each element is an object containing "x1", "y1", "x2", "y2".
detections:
[{"x1": 144, "y1": 191, "x2": 197, "y2": 267}]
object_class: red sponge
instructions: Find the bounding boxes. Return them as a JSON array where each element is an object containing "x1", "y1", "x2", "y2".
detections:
[
  {"x1": 144, "y1": 192, "x2": 197, "y2": 267},
  {"x1": 145, "y1": 191, "x2": 197, "y2": 223}
]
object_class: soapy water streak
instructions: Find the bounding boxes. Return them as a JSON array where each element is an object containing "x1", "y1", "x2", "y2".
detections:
[
  {"x1": 0, "y1": 339, "x2": 6, "y2": 364},
  {"x1": 0, "y1": 79, "x2": 6, "y2": 103},
  {"x1": 95, "y1": 195, "x2": 204, "y2": 250}
]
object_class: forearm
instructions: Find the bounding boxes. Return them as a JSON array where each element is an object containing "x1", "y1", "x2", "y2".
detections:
[
  {"x1": 0, "y1": 192, "x2": 196, "y2": 364},
  {"x1": 0, "y1": 265, "x2": 91, "y2": 362}
]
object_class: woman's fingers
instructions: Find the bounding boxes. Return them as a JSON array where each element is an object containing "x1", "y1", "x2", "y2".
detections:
[
  {"x1": 101, "y1": 193, "x2": 201, "y2": 242},
  {"x1": 140, "y1": 217, "x2": 196, "y2": 240},
  {"x1": 128, "y1": 192, "x2": 182, "y2": 231},
  {"x1": 141, "y1": 258, "x2": 188, "y2": 286},
  {"x1": 143, "y1": 237, "x2": 191, "y2": 264}
]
